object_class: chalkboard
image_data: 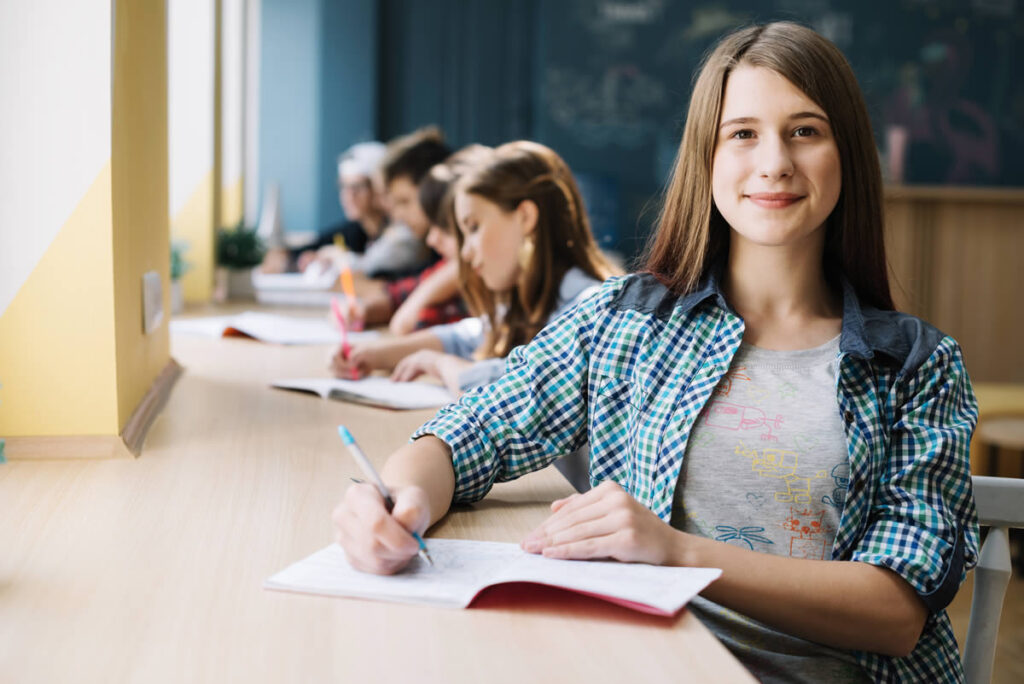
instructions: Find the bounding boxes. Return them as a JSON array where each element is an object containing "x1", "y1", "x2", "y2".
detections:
[{"x1": 535, "y1": 0, "x2": 1024, "y2": 190}]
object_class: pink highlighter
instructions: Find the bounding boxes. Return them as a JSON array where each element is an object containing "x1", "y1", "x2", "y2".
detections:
[{"x1": 330, "y1": 296, "x2": 360, "y2": 380}]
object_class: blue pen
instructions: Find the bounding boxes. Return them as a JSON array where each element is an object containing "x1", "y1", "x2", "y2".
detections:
[{"x1": 338, "y1": 425, "x2": 433, "y2": 566}]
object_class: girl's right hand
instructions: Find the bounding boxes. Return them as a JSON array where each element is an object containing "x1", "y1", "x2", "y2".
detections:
[
  {"x1": 332, "y1": 482, "x2": 431, "y2": 575},
  {"x1": 327, "y1": 297, "x2": 366, "y2": 332},
  {"x1": 329, "y1": 344, "x2": 374, "y2": 380},
  {"x1": 295, "y1": 249, "x2": 318, "y2": 273}
]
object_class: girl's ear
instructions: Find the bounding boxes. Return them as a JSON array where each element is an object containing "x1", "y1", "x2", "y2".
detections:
[{"x1": 516, "y1": 199, "x2": 539, "y2": 236}]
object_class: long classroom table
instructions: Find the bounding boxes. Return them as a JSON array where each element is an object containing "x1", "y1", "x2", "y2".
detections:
[{"x1": 0, "y1": 327, "x2": 754, "y2": 683}]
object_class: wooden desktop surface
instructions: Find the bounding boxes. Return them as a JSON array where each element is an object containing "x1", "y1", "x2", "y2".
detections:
[{"x1": 0, "y1": 325, "x2": 753, "y2": 683}]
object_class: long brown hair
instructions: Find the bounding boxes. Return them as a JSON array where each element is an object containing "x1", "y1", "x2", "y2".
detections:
[
  {"x1": 643, "y1": 22, "x2": 893, "y2": 310},
  {"x1": 454, "y1": 141, "x2": 620, "y2": 358},
  {"x1": 418, "y1": 145, "x2": 494, "y2": 232}
]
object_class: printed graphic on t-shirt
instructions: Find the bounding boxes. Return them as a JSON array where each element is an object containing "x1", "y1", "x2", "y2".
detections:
[
  {"x1": 734, "y1": 442, "x2": 829, "y2": 505},
  {"x1": 714, "y1": 525, "x2": 774, "y2": 550},
  {"x1": 702, "y1": 400, "x2": 784, "y2": 441},
  {"x1": 675, "y1": 338, "x2": 848, "y2": 561},
  {"x1": 821, "y1": 462, "x2": 850, "y2": 510},
  {"x1": 782, "y1": 506, "x2": 829, "y2": 559},
  {"x1": 711, "y1": 366, "x2": 750, "y2": 398}
]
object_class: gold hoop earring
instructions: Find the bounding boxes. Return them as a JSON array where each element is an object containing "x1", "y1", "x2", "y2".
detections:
[{"x1": 518, "y1": 236, "x2": 535, "y2": 272}]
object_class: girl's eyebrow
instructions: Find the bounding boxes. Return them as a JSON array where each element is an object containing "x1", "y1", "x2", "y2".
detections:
[{"x1": 718, "y1": 111, "x2": 830, "y2": 130}]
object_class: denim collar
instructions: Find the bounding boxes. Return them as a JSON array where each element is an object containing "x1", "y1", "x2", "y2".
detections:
[{"x1": 675, "y1": 267, "x2": 877, "y2": 361}]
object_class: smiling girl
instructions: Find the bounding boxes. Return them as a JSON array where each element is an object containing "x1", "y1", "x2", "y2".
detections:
[
  {"x1": 331, "y1": 23, "x2": 978, "y2": 683},
  {"x1": 330, "y1": 141, "x2": 619, "y2": 395}
]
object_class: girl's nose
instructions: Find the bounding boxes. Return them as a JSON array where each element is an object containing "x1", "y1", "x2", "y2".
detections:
[{"x1": 757, "y1": 135, "x2": 795, "y2": 180}]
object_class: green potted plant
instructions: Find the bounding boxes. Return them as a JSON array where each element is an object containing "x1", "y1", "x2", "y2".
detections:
[
  {"x1": 214, "y1": 222, "x2": 265, "y2": 301},
  {"x1": 170, "y1": 239, "x2": 191, "y2": 314}
]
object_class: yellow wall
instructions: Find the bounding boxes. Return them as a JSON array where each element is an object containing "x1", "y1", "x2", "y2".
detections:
[
  {"x1": 0, "y1": 0, "x2": 172, "y2": 445},
  {"x1": 220, "y1": 0, "x2": 245, "y2": 230},
  {"x1": 0, "y1": 165, "x2": 119, "y2": 436},
  {"x1": 111, "y1": 0, "x2": 171, "y2": 426},
  {"x1": 221, "y1": 176, "x2": 245, "y2": 228},
  {"x1": 168, "y1": 0, "x2": 217, "y2": 304},
  {"x1": 172, "y1": 171, "x2": 216, "y2": 301}
]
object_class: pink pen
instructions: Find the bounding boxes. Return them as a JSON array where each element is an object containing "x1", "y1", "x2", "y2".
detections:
[{"x1": 330, "y1": 296, "x2": 360, "y2": 380}]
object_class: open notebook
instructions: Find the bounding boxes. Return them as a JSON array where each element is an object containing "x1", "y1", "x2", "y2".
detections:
[
  {"x1": 271, "y1": 377, "x2": 455, "y2": 410},
  {"x1": 171, "y1": 312, "x2": 379, "y2": 346},
  {"x1": 265, "y1": 539, "x2": 721, "y2": 616}
]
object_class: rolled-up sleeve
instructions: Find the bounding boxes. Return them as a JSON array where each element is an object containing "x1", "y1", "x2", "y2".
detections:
[
  {"x1": 456, "y1": 358, "x2": 507, "y2": 392},
  {"x1": 432, "y1": 316, "x2": 485, "y2": 359},
  {"x1": 851, "y1": 336, "x2": 980, "y2": 613},
  {"x1": 411, "y1": 285, "x2": 612, "y2": 503}
]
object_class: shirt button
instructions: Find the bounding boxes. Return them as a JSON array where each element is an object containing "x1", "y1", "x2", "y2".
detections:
[{"x1": 844, "y1": 410, "x2": 855, "y2": 424}]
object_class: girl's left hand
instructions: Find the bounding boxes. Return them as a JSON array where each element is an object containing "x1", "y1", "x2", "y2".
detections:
[
  {"x1": 390, "y1": 350, "x2": 446, "y2": 383},
  {"x1": 521, "y1": 481, "x2": 683, "y2": 566}
]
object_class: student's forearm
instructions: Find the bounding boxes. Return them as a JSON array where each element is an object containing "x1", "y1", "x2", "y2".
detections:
[
  {"x1": 390, "y1": 265, "x2": 461, "y2": 328},
  {"x1": 360, "y1": 293, "x2": 394, "y2": 325},
  {"x1": 409, "y1": 262, "x2": 460, "y2": 307},
  {"x1": 681, "y1": 535, "x2": 927, "y2": 656},
  {"x1": 368, "y1": 331, "x2": 446, "y2": 370},
  {"x1": 437, "y1": 356, "x2": 473, "y2": 395},
  {"x1": 381, "y1": 436, "x2": 456, "y2": 526},
  {"x1": 351, "y1": 270, "x2": 385, "y2": 299}
]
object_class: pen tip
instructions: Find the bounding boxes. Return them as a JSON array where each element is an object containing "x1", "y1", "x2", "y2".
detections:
[{"x1": 337, "y1": 425, "x2": 354, "y2": 444}]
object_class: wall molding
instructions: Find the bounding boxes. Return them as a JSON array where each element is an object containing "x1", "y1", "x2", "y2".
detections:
[
  {"x1": 5, "y1": 357, "x2": 182, "y2": 460},
  {"x1": 120, "y1": 357, "x2": 183, "y2": 455}
]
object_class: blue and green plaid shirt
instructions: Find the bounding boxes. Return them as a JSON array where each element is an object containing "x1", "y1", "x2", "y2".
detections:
[{"x1": 414, "y1": 271, "x2": 979, "y2": 682}]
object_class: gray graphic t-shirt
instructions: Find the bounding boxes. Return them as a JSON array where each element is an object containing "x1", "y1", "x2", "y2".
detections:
[{"x1": 671, "y1": 335, "x2": 869, "y2": 683}]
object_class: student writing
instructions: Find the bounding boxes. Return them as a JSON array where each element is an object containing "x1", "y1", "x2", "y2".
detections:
[
  {"x1": 260, "y1": 141, "x2": 388, "y2": 274},
  {"x1": 330, "y1": 141, "x2": 621, "y2": 395},
  {"x1": 320, "y1": 127, "x2": 451, "y2": 281},
  {"x1": 343, "y1": 146, "x2": 492, "y2": 334},
  {"x1": 331, "y1": 23, "x2": 978, "y2": 682}
]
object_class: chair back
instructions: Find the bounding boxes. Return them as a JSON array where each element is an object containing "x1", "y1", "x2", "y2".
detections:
[{"x1": 963, "y1": 475, "x2": 1024, "y2": 684}]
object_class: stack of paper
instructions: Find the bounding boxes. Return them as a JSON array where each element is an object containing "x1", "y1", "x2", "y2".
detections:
[{"x1": 252, "y1": 262, "x2": 340, "y2": 307}]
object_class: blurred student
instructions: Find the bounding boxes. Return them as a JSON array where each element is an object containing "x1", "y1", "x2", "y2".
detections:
[
  {"x1": 260, "y1": 141, "x2": 387, "y2": 274},
  {"x1": 344, "y1": 146, "x2": 491, "y2": 334},
  {"x1": 332, "y1": 22, "x2": 979, "y2": 684},
  {"x1": 323, "y1": 126, "x2": 452, "y2": 280},
  {"x1": 330, "y1": 140, "x2": 621, "y2": 394}
]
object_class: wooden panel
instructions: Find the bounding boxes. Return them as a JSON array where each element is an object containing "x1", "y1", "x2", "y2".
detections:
[
  {"x1": 884, "y1": 200, "x2": 919, "y2": 313},
  {"x1": 884, "y1": 187, "x2": 1024, "y2": 382}
]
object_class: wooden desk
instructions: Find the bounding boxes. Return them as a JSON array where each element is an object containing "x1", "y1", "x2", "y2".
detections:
[
  {"x1": 971, "y1": 382, "x2": 1024, "y2": 476},
  {"x1": 0, "y1": 331, "x2": 753, "y2": 683}
]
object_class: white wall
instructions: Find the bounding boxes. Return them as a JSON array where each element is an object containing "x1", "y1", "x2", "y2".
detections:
[
  {"x1": 222, "y1": 0, "x2": 245, "y2": 199},
  {"x1": 168, "y1": 0, "x2": 214, "y2": 217},
  {"x1": 0, "y1": 0, "x2": 112, "y2": 316},
  {"x1": 243, "y1": 0, "x2": 262, "y2": 226}
]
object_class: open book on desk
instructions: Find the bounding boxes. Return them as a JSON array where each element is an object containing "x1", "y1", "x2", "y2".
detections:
[
  {"x1": 271, "y1": 377, "x2": 455, "y2": 410},
  {"x1": 265, "y1": 539, "x2": 722, "y2": 616},
  {"x1": 171, "y1": 312, "x2": 380, "y2": 346}
]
